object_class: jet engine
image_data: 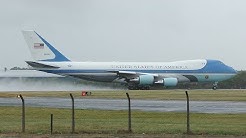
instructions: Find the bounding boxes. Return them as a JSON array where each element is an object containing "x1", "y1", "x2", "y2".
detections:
[
  {"x1": 163, "y1": 78, "x2": 178, "y2": 86},
  {"x1": 139, "y1": 75, "x2": 154, "y2": 85}
]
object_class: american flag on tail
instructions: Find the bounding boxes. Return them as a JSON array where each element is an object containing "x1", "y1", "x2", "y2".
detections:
[{"x1": 34, "y1": 43, "x2": 44, "y2": 49}]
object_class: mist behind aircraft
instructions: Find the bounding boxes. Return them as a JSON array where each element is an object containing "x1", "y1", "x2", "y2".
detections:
[{"x1": 0, "y1": 70, "x2": 121, "y2": 92}]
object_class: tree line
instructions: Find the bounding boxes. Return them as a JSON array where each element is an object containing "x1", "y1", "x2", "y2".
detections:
[{"x1": 218, "y1": 71, "x2": 246, "y2": 89}]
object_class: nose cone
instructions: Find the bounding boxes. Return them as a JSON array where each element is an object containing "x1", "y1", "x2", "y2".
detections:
[
  {"x1": 217, "y1": 65, "x2": 237, "y2": 81},
  {"x1": 227, "y1": 66, "x2": 237, "y2": 74},
  {"x1": 205, "y1": 60, "x2": 237, "y2": 81},
  {"x1": 225, "y1": 65, "x2": 237, "y2": 80},
  {"x1": 233, "y1": 68, "x2": 238, "y2": 74}
]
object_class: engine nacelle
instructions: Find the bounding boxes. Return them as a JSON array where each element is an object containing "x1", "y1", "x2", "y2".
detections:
[
  {"x1": 163, "y1": 78, "x2": 178, "y2": 86},
  {"x1": 139, "y1": 75, "x2": 154, "y2": 85}
]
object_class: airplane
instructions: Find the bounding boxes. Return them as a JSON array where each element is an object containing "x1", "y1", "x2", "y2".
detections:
[{"x1": 22, "y1": 30, "x2": 237, "y2": 90}]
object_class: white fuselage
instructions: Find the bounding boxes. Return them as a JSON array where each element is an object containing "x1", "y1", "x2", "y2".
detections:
[{"x1": 35, "y1": 59, "x2": 237, "y2": 83}]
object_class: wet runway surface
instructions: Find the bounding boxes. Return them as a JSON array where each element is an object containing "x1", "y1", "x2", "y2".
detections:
[{"x1": 0, "y1": 97, "x2": 245, "y2": 114}]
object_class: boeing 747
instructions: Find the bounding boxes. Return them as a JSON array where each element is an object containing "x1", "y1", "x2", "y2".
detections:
[{"x1": 22, "y1": 30, "x2": 237, "y2": 90}]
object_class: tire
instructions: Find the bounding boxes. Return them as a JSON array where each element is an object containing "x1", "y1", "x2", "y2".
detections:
[{"x1": 212, "y1": 86, "x2": 217, "y2": 90}]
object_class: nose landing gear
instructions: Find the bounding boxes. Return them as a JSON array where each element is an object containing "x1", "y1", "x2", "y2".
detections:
[{"x1": 212, "y1": 82, "x2": 218, "y2": 90}]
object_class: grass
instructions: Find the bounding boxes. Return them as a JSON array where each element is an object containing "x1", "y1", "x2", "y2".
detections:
[
  {"x1": 0, "y1": 89, "x2": 246, "y2": 101},
  {"x1": 0, "y1": 90, "x2": 246, "y2": 136},
  {"x1": 0, "y1": 106, "x2": 246, "y2": 136}
]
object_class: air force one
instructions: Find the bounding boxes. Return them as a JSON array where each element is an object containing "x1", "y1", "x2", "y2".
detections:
[{"x1": 22, "y1": 30, "x2": 237, "y2": 90}]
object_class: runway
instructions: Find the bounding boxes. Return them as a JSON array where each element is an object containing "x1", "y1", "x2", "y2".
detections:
[{"x1": 0, "y1": 97, "x2": 245, "y2": 114}]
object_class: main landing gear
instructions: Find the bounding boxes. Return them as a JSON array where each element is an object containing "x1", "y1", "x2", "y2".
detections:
[{"x1": 128, "y1": 85, "x2": 150, "y2": 90}]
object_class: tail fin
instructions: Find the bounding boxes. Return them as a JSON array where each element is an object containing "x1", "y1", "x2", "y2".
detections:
[{"x1": 22, "y1": 30, "x2": 70, "y2": 62}]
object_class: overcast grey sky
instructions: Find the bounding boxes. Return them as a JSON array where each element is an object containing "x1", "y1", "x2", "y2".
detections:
[{"x1": 1, "y1": 0, "x2": 246, "y2": 70}]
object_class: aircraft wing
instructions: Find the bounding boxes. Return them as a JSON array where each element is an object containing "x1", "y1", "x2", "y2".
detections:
[
  {"x1": 108, "y1": 70, "x2": 159, "y2": 79},
  {"x1": 108, "y1": 70, "x2": 182, "y2": 89}
]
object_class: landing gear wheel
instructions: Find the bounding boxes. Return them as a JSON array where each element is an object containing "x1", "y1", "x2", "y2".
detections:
[
  {"x1": 128, "y1": 86, "x2": 134, "y2": 90},
  {"x1": 139, "y1": 86, "x2": 150, "y2": 90},
  {"x1": 128, "y1": 85, "x2": 140, "y2": 90},
  {"x1": 212, "y1": 82, "x2": 218, "y2": 90},
  {"x1": 144, "y1": 86, "x2": 150, "y2": 90},
  {"x1": 212, "y1": 86, "x2": 217, "y2": 90},
  {"x1": 128, "y1": 85, "x2": 150, "y2": 90}
]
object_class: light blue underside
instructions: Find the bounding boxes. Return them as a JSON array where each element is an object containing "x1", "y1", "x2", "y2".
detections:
[{"x1": 195, "y1": 74, "x2": 235, "y2": 82}]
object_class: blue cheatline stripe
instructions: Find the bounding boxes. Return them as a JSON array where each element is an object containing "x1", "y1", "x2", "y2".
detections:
[
  {"x1": 39, "y1": 69, "x2": 235, "y2": 74},
  {"x1": 35, "y1": 32, "x2": 70, "y2": 62}
]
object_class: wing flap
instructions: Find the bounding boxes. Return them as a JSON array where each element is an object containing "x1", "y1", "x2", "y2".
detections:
[{"x1": 107, "y1": 70, "x2": 158, "y2": 79}]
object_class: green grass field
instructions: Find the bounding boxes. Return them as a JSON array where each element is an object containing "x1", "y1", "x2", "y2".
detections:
[
  {"x1": 0, "y1": 89, "x2": 246, "y2": 136},
  {"x1": 0, "y1": 107, "x2": 245, "y2": 136}
]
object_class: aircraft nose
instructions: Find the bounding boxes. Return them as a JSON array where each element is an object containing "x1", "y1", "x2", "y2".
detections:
[{"x1": 229, "y1": 66, "x2": 237, "y2": 74}]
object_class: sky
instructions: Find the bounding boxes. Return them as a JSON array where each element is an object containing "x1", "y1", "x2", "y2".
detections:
[{"x1": 1, "y1": 0, "x2": 246, "y2": 70}]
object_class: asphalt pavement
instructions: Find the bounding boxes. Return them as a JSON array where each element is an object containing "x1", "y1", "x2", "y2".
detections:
[{"x1": 0, "y1": 97, "x2": 245, "y2": 114}]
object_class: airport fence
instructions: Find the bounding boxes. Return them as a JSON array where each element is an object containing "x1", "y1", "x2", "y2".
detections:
[{"x1": 0, "y1": 91, "x2": 246, "y2": 136}]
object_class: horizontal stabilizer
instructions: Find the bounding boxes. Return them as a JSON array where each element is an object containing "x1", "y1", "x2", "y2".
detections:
[{"x1": 26, "y1": 61, "x2": 60, "y2": 69}]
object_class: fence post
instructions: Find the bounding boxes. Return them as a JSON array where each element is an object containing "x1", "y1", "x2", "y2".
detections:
[
  {"x1": 70, "y1": 93, "x2": 75, "y2": 133},
  {"x1": 50, "y1": 114, "x2": 53, "y2": 134},
  {"x1": 18, "y1": 94, "x2": 25, "y2": 133},
  {"x1": 185, "y1": 91, "x2": 191, "y2": 134},
  {"x1": 126, "y1": 93, "x2": 132, "y2": 133}
]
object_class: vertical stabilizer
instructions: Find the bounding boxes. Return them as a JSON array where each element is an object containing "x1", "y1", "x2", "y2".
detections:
[{"x1": 22, "y1": 30, "x2": 70, "y2": 62}]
